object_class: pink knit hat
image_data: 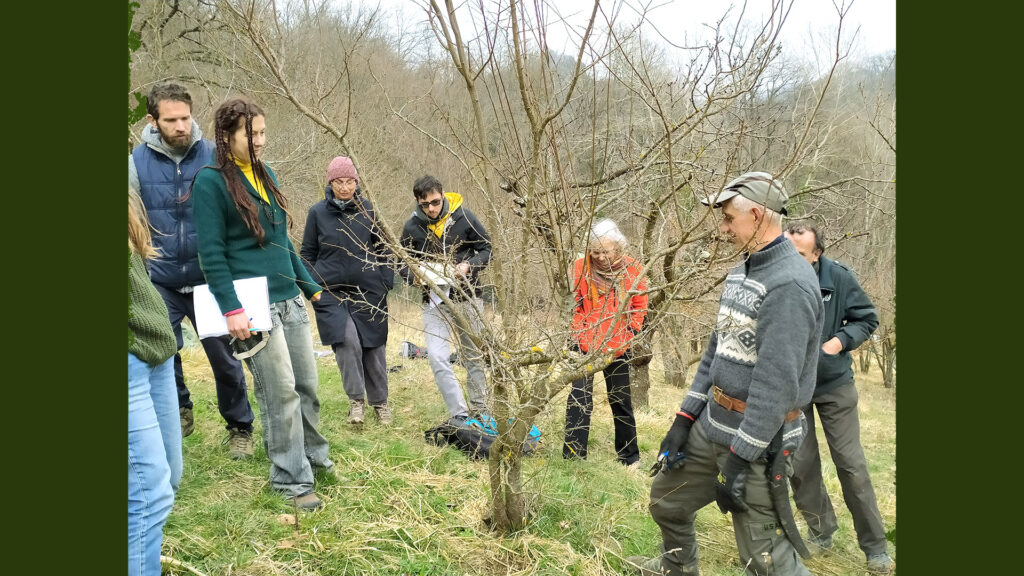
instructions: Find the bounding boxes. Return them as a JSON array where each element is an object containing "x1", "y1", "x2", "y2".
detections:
[{"x1": 327, "y1": 156, "x2": 359, "y2": 183}]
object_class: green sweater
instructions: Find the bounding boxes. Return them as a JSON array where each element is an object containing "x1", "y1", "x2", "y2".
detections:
[
  {"x1": 193, "y1": 164, "x2": 320, "y2": 314},
  {"x1": 129, "y1": 248, "x2": 177, "y2": 366}
]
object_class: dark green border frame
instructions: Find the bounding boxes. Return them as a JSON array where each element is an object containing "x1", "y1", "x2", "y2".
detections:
[
  {"x1": 10, "y1": 1, "x2": 1000, "y2": 573},
  {"x1": 7, "y1": 1, "x2": 124, "y2": 572}
]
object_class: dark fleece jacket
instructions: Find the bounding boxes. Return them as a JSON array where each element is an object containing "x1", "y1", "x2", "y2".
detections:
[
  {"x1": 399, "y1": 192, "x2": 491, "y2": 302},
  {"x1": 813, "y1": 256, "x2": 879, "y2": 396},
  {"x1": 300, "y1": 187, "x2": 394, "y2": 347}
]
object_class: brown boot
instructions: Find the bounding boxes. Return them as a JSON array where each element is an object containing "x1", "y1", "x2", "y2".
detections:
[
  {"x1": 179, "y1": 406, "x2": 194, "y2": 438},
  {"x1": 373, "y1": 403, "x2": 393, "y2": 425},
  {"x1": 227, "y1": 427, "x2": 254, "y2": 460},
  {"x1": 347, "y1": 399, "x2": 365, "y2": 426},
  {"x1": 291, "y1": 491, "x2": 322, "y2": 510}
]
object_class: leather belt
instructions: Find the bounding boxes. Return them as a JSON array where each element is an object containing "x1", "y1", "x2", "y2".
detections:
[{"x1": 712, "y1": 385, "x2": 801, "y2": 423}]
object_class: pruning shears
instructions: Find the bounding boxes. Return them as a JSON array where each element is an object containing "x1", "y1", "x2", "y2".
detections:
[{"x1": 649, "y1": 450, "x2": 686, "y2": 477}]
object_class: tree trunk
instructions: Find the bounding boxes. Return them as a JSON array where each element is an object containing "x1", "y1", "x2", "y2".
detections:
[
  {"x1": 858, "y1": 347, "x2": 872, "y2": 373},
  {"x1": 661, "y1": 345, "x2": 688, "y2": 388},
  {"x1": 631, "y1": 362, "x2": 651, "y2": 409},
  {"x1": 870, "y1": 327, "x2": 896, "y2": 389},
  {"x1": 629, "y1": 335, "x2": 654, "y2": 409},
  {"x1": 657, "y1": 314, "x2": 689, "y2": 388},
  {"x1": 487, "y1": 436, "x2": 526, "y2": 532},
  {"x1": 486, "y1": 374, "x2": 530, "y2": 532},
  {"x1": 881, "y1": 337, "x2": 895, "y2": 389}
]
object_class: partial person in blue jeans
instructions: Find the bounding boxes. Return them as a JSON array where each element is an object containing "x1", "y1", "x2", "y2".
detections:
[
  {"x1": 128, "y1": 188, "x2": 182, "y2": 576},
  {"x1": 193, "y1": 96, "x2": 334, "y2": 510}
]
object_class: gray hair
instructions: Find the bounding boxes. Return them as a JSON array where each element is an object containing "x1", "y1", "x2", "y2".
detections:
[
  {"x1": 729, "y1": 194, "x2": 783, "y2": 227},
  {"x1": 589, "y1": 218, "x2": 628, "y2": 248}
]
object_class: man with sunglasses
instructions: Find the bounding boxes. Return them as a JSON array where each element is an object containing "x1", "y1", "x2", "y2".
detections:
[{"x1": 399, "y1": 175, "x2": 492, "y2": 425}]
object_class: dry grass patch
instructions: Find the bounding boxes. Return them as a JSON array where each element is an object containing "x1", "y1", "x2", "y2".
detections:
[{"x1": 165, "y1": 309, "x2": 895, "y2": 575}]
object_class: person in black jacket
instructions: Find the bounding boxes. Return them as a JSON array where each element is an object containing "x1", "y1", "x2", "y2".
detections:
[
  {"x1": 301, "y1": 157, "x2": 395, "y2": 426},
  {"x1": 399, "y1": 175, "x2": 491, "y2": 424},
  {"x1": 785, "y1": 222, "x2": 893, "y2": 574}
]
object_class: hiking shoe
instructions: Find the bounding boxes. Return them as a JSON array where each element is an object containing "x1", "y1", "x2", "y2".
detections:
[
  {"x1": 866, "y1": 552, "x2": 894, "y2": 574},
  {"x1": 291, "y1": 491, "x2": 323, "y2": 510},
  {"x1": 447, "y1": 414, "x2": 469, "y2": 428},
  {"x1": 625, "y1": 556, "x2": 664, "y2": 575},
  {"x1": 180, "y1": 406, "x2": 194, "y2": 438},
  {"x1": 806, "y1": 532, "x2": 833, "y2": 555},
  {"x1": 373, "y1": 404, "x2": 393, "y2": 425},
  {"x1": 227, "y1": 427, "x2": 254, "y2": 460},
  {"x1": 347, "y1": 399, "x2": 365, "y2": 426}
]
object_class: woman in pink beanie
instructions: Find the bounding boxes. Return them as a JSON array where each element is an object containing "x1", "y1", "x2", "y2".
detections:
[{"x1": 300, "y1": 156, "x2": 395, "y2": 426}]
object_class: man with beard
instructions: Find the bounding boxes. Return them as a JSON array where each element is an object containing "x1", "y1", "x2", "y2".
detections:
[{"x1": 129, "y1": 83, "x2": 255, "y2": 458}]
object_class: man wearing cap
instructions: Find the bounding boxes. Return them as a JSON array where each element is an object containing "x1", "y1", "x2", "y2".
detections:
[
  {"x1": 399, "y1": 175, "x2": 491, "y2": 425},
  {"x1": 784, "y1": 222, "x2": 893, "y2": 574},
  {"x1": 629, "y1": 172, "x2": 823, "y2": 576},
  {"x1": 129, "y1": 82, "x2": 256, "y2": 458}
]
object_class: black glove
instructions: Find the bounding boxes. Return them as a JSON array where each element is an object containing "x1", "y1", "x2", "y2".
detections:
[
  {"x1": 716, "y1": 451, "x2": 751, "y2": 514},
  {"x1": 657, "y1": 411, "x2": 695, "y2": 471}
]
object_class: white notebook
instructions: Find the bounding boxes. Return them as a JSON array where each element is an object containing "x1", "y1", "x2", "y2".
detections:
[{"x1": 193, "y1": 277, "x2": 272, "y2": 338}]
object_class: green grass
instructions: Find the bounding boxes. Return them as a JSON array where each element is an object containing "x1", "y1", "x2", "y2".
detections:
[{"x1": 164, "y1": 303, "x2": 896, "y2": 575}]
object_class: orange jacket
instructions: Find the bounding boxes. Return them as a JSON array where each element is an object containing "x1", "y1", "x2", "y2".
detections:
[{"x1": 570, "y1": 255, "x2": 648, "y2": 358}]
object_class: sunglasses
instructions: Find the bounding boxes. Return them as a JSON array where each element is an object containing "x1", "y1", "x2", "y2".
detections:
[
  {"x1": 229, "y1": 331, "x2": 268, "y2": 360},
  {"x1": 418, "y1": 199, "x2": 443, "y2": 209}
]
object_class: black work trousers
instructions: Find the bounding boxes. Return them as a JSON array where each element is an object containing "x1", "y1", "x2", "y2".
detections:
[
  {"x1": 562, "y1": 358, "x2": 639, "y2": 465},
  {"x1": 155, "y1": 284, "x2": 255, "y2": 432}
]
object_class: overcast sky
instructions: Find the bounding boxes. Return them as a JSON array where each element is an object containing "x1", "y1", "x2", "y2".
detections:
[{"x1": 349, "y1": 0, "x2": 895, "y2": 62}]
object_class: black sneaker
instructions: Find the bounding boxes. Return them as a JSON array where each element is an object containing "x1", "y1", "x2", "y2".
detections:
[
  {"x1": 806, "y1": 532, "x2": 834, "y2": 555},
  {"x1": 866, "y1": 552, "x2": 893, "y2": 574}
]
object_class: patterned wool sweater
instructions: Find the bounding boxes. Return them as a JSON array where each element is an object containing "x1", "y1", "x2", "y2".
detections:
[
  {"x1": 128, "y1": 249, "x2": 177, "y2": 366},
  {"x1": 680, "y1": 238, "x2": 824, "y2": 461}
]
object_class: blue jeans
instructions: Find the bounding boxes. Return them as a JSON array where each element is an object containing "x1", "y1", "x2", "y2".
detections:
[
  {"x1": 128, "y1": 354, "x2": 182, "y2": 576},
  {"x1": 242, "y1": 296, "x2": 333, "y2": 497}
]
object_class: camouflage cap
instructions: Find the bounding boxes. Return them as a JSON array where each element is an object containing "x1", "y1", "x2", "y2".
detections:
[{"x1": 701, "y1": 171, "x2": 789, "y2": 215}]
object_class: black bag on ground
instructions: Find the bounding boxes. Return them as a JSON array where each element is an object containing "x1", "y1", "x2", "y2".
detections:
[
  {"x1": 424, "y1": 423, "x2": 494, "y2": 459},
  {"x1": 424, "y1": 417, "x2": 542, "y2": 460}
]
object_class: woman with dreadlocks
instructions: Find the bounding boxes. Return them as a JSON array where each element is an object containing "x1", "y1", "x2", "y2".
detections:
[
  {"x1": 563, "y1": 218, "x2": 648, "y2": 468},
  {"x1": 192, "y1": 96, "x2": 333, "y2": 510}
]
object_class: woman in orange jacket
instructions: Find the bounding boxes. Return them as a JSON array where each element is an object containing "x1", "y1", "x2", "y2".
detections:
[{"x1": 563, "y1": 219, "x2": 648, "y2": 466}]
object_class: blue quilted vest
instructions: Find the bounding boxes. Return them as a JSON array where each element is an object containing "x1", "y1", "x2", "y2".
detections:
[{"x1": 132, "y1": 139, "x2": 215, "y2": 288}]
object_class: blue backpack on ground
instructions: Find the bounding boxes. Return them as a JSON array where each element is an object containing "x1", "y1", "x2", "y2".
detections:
[{"x1": 425, "y1": 414, "x2": 542, "y2": 460}]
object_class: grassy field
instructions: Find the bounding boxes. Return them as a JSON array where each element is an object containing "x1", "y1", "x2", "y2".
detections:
[{"x1": 164, "y1": 299, "x2": 896, "y2": 575}]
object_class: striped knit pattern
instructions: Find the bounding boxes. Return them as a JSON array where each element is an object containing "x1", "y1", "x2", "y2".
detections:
[{"x1": 679, "y1": 239, "x2": 823, "y2": 461}]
